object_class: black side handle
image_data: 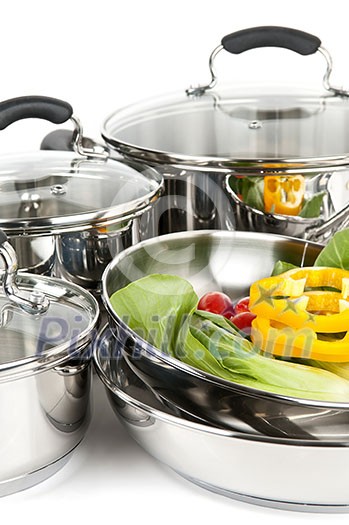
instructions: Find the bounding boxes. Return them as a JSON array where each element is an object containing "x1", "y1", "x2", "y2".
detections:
[
  {"x1": 0, "y1": 96, "x2": 73, "y2": 131},
  {"x1": 222, "y1": 26, "x2": 321, "y2": 56},
  {"x1": 0, "y1": 229, "x2": 8, "y2": 246}
]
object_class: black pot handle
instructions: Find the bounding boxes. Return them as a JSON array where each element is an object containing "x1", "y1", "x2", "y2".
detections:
[
  {"x1": 186, "y1": 26, "x2": 348, "y2": 97},
  {"x1": 0, "y1": 96, "x2": 73, "y2": 131},
  {"x1": 221, "y1": 26, "x2": 321, "y2": 56}
]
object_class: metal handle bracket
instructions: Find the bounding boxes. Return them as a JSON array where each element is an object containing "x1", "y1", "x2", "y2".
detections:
[{"x1": 0, "y1": 233, "x2": 49, "y2": 315}]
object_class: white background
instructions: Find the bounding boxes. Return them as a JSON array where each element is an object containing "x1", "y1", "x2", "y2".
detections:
[{"x1": 2, "y1": 0, "x2": 349, "y2": 522}]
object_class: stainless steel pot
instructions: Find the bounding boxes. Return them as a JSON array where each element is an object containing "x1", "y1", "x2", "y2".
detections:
[
  {"x1": 0, "y1": 230, "x2": 99, "y2": 496},
  {"x1": 0, "y1": 96, "x2": 162, "y2": 296},
  {"x1": 101, "y1": 26, "x2": 349, "y2": 239},
  {"x1": 102, "y1": 230, "x2": 349, "y2": 441},
  {"x1": 94, "y1": 325, "x2": 349, "y2": 512}
]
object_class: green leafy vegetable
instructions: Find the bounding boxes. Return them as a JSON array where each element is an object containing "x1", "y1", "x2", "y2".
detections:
[
  {"x1": 109, "y1": 274, "x2": 197, "y2": 355},
  {"x1": 239, "y1": 177, "x2": 265, "y2": 212},
  {"x1": 299, "y1": 192, "x2": 326, "y2": 218},
  {"x1": 309, "y1": 361, "x2": 349, "y2": 381},
  {"x1": 314, "y1": 229, "x2": 349, "y2": 270},
  {"x1": 271, "y1": 260, "x2": 299, "y2": 276},
  {"x1": 110, "y1": 274, "x2": 349, "y2": 402}
]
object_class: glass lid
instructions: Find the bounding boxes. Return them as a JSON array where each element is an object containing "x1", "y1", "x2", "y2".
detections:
[
  {"x1": 0, "y1": 275, "x2": 98, "y2": 380},
  {"x1": 0, "y1": 151, "x2": 161, "y2": 232},
  {"x1": 102, "y1": 27, "x2": 349, "y2": 171},
  {"x1": 0, "y1": 227, "x2": 99, "y2": 381},
  {"x1": 0, "y1": 281, "x2": 94, "y2": 364},
  {"x1": 103, "y1": 87, "x2": 349, "y2": 171}
]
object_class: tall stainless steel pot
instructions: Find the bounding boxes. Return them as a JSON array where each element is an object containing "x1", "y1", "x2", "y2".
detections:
[
  {"x1": 101, "y1": 26, "x2": 349, "y2": 240},
  {"x1": 0, "y1": 230, "x2": 99, "y2": 496}
]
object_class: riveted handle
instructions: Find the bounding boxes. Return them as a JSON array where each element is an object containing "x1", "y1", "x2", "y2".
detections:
[
  {"x1": 221, "y1": 26, "x2": 321, "y2": 56},
  {"x1": 0, "y1": 96, "x2": 73, "y2": 131}
]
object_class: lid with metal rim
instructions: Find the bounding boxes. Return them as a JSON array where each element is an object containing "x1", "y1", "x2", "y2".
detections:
[
  {"x1": 0, "y1": 233, "x2": 99, "y2": 382},
  {"x1": 0, "y1": 96, "x2": 162, "y2": 234},
  {"x1": 102, "y1": 27, "x2": 349, "y2": 172}
]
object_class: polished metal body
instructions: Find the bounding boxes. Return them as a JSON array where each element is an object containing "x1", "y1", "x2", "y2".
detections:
[
  {"x1": 0, "y1": 358, "x2": 91, "y2": 497},
  {"x1": 102, "y1": 230, "x2": 349, "y2": 441},
  {"x1": 94, "y1": 326, "x2": 349, "y2": 511},
  {"x1": 0, "y1": 236, "x2": 99, "y2": 496}
]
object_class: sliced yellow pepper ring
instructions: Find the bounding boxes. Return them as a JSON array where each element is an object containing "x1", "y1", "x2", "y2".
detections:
[
  {"x1": 263, "y1": 175, "x2": 305, "y2": 216},
  {"x1": 250, "y1": 267, "x2": 349, "y2": 332},
  {"x1": 250, "y1": 267, "x2": 349, "y2": 361},
  {"x1": 251, "y1": 317, "x2": 349, "y2": 362},
  {"x1": 304, "y1": 290, "x2": 349, "y2": 313}
]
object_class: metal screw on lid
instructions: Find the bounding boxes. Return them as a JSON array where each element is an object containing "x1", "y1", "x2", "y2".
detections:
[
  {"x1": 50, "y1": 184, "x2": 66, "y2": 196},
  {"x1": 29, "y1": 290, "x2": 47, "y2": 306},
  {"x1": 248, "y1": 120, "x2": 262, "y2": 130}
]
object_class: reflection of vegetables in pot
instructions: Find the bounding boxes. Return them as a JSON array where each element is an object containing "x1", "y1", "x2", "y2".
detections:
[
  {"x1": 110, "y1": 273, "x2": 349, "y2": 402},
  {"x1": 264, "y1": 175, "x2": 305, "y2": 215},
  {"x1": 229, "y1": 175, "x2": 325, "y2": 218}
]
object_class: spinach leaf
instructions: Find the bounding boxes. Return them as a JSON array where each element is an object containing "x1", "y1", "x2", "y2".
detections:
[{"x1": 314, "y1": 229, "x2": 349, "y2": 269}]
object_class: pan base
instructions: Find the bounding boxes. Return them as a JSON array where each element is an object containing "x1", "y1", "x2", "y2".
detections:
[
  {"x1": 0, "y1": 445, "x2": 78, "y2": 498},
  {"x1": 178, "y1": 471, "x2": 349, "y2": 513}
]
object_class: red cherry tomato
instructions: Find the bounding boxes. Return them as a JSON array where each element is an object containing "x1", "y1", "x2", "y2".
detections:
[
  {"x1": 234, "y1": 297, "x2": 251, "y2": 314},
  {"x1": 229, "y1": 312, "x2": 256, "y2": 335},
  {"x1": 198, "y1": 292, "x2": 235, "y2": 318}
]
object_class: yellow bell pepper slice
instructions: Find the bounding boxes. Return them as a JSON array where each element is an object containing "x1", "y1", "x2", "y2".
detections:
[
  {"x1": 250, "y1": 267, "x2": 349, "y2": 361},
  {"x1": 264, "y1": 175, "x2": 305, "y2": 216},
  {"x1": 250, "y1": 267, "x2": 349, "y2": 333},
  {"x1": 251, "y1": 317, "x2": 349, "y2": 362}
]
